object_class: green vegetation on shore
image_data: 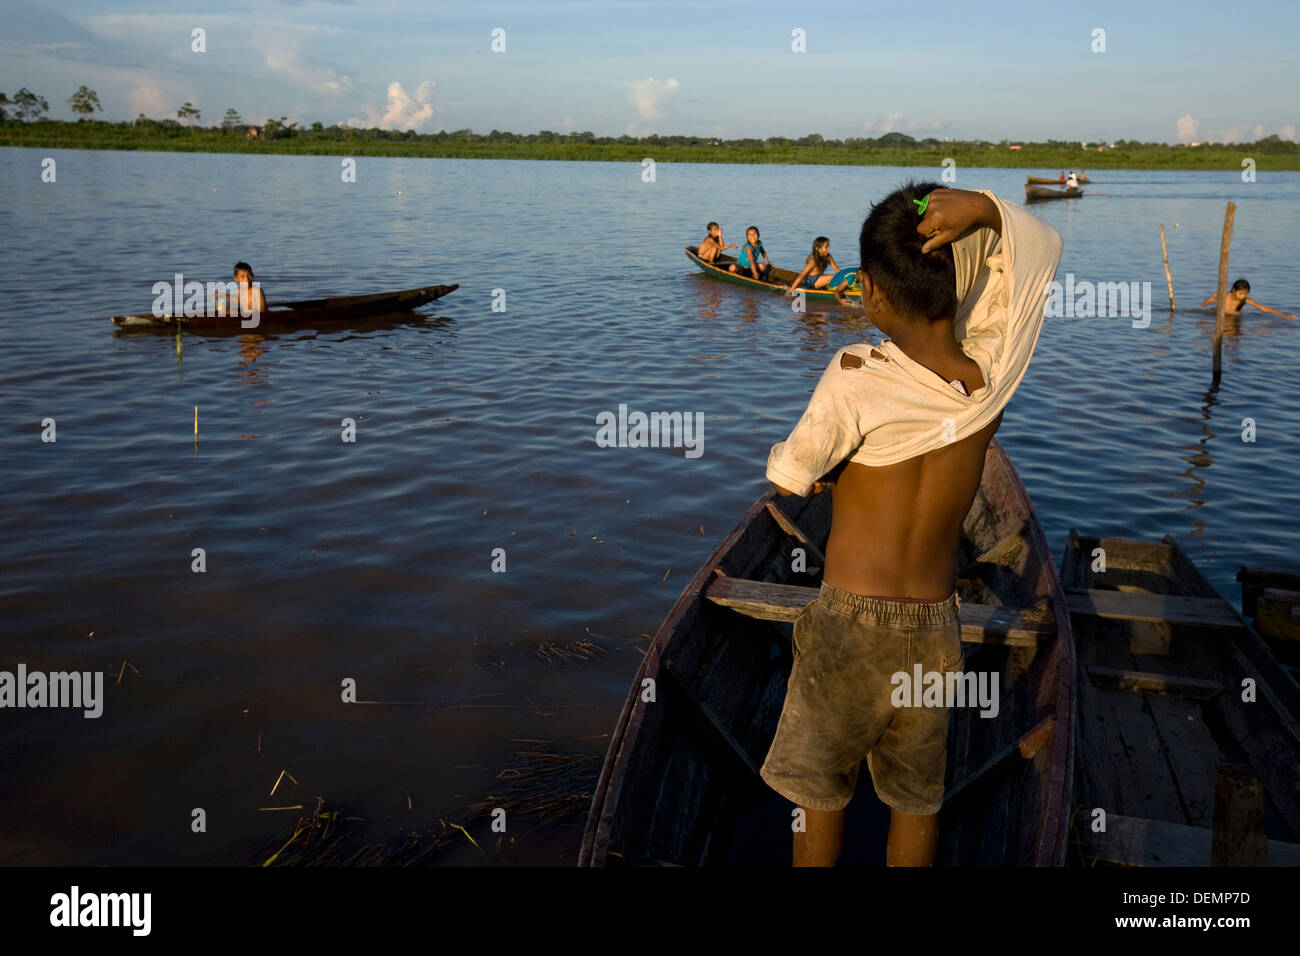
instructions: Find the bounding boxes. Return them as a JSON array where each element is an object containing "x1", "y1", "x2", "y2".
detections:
[
  {"x1": 6, "y1": 119, "x2": 1296, "y2": 169},
  {"x1": 2, "y1": 83, "x2": 1297, "y2": 170}
]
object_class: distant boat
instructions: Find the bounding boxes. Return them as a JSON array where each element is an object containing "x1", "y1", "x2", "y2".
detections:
[
  {"x1": 1026, "y1": 175, "x2": 1091, "y2": 185},
  {"x1": 1024, "y1": 184, "x2": 1084, "y2": 203},
  {"x1": 111, "y1": 283, "x2": 458, "y2": 331}
]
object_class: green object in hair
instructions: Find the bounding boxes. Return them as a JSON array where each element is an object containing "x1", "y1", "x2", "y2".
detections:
[{"x1": 913, "y1": 195, "x2": 930, "y2": 216}]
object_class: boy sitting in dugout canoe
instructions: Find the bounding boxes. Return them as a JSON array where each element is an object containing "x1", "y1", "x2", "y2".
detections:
[
  {"x1": 697, "y1": 222, "x2": 737, "y2": 264},
  {"x1": 761, "y1": 184, "x2": 1062, "y2": 866},
  {"x1": 212, "y1": 261, "x2": 267, "y2": 319}
]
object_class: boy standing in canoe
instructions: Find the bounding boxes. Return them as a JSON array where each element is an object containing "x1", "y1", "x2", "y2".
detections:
[{"x1": 760, "y1": 184, "x2": 1062, "y2": 866}]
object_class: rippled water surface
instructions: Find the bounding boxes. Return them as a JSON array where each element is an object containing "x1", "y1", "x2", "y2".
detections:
[{"x1": 1, "y1": 150, "x2": 1297, "y2": 864}]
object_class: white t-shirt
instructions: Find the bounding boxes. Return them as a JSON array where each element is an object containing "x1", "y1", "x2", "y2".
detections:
[{"x1": 765, "y1": 190, "x2": 1063, "y2": 495}]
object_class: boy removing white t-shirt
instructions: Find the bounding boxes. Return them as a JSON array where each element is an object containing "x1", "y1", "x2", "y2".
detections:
[{"x1": 759, "y1": 185, "x2": 1062, "y2": 868}]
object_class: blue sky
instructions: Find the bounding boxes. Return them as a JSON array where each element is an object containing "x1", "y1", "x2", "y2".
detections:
[{"x1": 1, "y1": 0, "x2": 1296, "y2": 143}]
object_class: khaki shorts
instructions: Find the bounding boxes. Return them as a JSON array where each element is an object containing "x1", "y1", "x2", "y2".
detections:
[{"x1": 759, "y1": 582, "x2": 963, "y2": 815}]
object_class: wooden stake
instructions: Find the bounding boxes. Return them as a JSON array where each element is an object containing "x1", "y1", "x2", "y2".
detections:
[
  {"x1": 1212, "y1": 202, "x2": 1236, "y2": 381},
  {"x1": 1212, "y1": 763, "x2": 1267, "y2": 866},
  {"x1": 1159, "y1": 224, "x2": 1175, "y2": 312}
]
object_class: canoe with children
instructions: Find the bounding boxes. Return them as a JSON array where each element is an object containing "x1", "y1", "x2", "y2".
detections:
[{"x1": 687, "y1": 222, "x2": 861, "y2": 305}]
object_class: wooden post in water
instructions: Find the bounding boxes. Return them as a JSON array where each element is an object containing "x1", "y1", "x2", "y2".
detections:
[
  {"x1": 1212, "y1": 202, "x2": 1236, "y2": 381},
  {"x1": 1159, "y1": 224, "x2": 1175, "y2": 312},
  {"x1": 1212, "y1": 763, "x2": 1267, "y2": 866}
]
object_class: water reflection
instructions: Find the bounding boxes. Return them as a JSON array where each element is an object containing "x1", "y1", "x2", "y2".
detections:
[
  {"x1": 1173, "y1": 379, "x2": 1220, "y2": 537},
  {"x1": 238, "y1": 334, "x2": 269, "y2": 387}
]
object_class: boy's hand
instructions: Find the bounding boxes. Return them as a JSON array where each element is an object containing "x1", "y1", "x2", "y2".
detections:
[{"x1": 917, "y1": 189, "x2": 1000, "y2": 253}]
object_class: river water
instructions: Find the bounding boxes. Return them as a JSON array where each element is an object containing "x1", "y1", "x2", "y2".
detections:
[{"x1": 0, "y1": 149, "x2": 1296, "y2": 864}]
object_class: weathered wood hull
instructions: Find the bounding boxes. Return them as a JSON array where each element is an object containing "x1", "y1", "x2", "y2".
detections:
[
  {"x1": 110, "y1": 283, "x2": 459, "y2": 331},
  {"x1": 685, "y1": 247, "x2": 861, "y2": 304},
  {"x1": 1062, "y1": 532, "x2": 1300, "y2": 866},
  {"x1": 1024, "y1": 185, "x2": 1084, "y2": 202},
  {"x1": 580, "y1": 439, "x2": 1075, "y2": 866}
]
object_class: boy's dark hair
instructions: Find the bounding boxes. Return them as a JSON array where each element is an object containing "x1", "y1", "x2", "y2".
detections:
[
  {"x1": 233, "y1": 261, "x2": 254, "y2": 277},
  {"x1": 1231, "y1": 278, "x2": 1250, "y2": 292},
  {"x1": 858, "y1": 181, "x2": 957, "y2": 321},
  {"x1": 706, "y1": 221, "x2": 719, "y2": 231}
]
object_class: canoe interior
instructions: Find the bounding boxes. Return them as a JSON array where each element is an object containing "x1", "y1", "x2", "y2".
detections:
[
  {"x1": 580, "y1": 439, "x2": 1073, "y2": 866},
  {"x1": 110, "y1": 283, "x2": 458, "y2": 331},
  {"x1": 684, "y1": 247, "x2": 861, "y2": 304},
  {"x1": 1062, "y1": 532, "x2": 1300, "y2": 865},
  {"x1": 1026, "y1": 175, "x2": 1090, "y2": 185}
]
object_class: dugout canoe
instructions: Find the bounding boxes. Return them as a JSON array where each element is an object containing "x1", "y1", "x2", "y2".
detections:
[
  {"x1": 685, "y1": 247, "x2": 861, "y2": 305},
  {"x1": 1027, "y1": 176, "x2": 1091, "y2": 185},
  {"x1": 1062, "y1": 532, "x2": 1300, "y2": 866},
  {"x1": 579, "y1": 438, "x2": 1075, "y2": 866},
  {"x1": 1024, "y1": 185, "x2": 1084, "y2": 202},
  {"x1": 110, "y1": 283, "x2": 458, "y2": 330}
]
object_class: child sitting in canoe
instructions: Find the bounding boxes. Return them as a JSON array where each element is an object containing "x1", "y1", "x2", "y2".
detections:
[
  {"x1": 213, "y1": 261, "x2": 267, "y2": 318},
  {"x1": 697, "y1": 222, "x2": 737, "y2": 264},
  {"x1": 784, "y1": 238, "x2": 859, "y2": 305},
  {"x1": 729, "y1": 227, "x2": 775, "y2": 282},
  {"x1": 785, "y1": 237, "x2": 843, "y2": 293},
  {"x1": 1200, "y1": 279, "x2": 1296, "y2": 319}
]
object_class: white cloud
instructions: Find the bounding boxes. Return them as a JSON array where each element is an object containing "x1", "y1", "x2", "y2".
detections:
[
  {"x1": 561, "y1": 114, "x2": 575, "y2": 130},
  {"x1": 864, "y1": 112, "x2": 904, "y2": 133},
  {"x1": 1175, "y1": 112, "x2": 1198, "y2": 143},
  {"x1": 628, "y1": 77, "x2": 679, "y2": 121},
  {"x1": 259, "y1": 39, "x2": 353, "y2": 94},
  {"x1": 348, "y1": 81, "x2": 436, "y2": 130},
  {"x1": 1201, "y1": 121, "x2": 1297, "y2": 143},
  {"x1": 127, "y1": 78, "x2": 169, "y2": 117}
]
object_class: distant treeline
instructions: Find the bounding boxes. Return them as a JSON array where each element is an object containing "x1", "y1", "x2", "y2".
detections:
[{"x1": 3, "y1": 93, "x2": 1297, "y2": 170}]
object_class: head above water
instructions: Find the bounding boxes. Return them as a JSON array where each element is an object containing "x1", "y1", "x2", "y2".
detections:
[
  {"x1": 857, "y1": 181, "x2": 957, "y2": 325},
  {"x1": 233, "y1": 261, "x2": 255, "y2": 283},
  {"x1": 1231, "y1": 278, "x2": 1250, "y2": 293}
]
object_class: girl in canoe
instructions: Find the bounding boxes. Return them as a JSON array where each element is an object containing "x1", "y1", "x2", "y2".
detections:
[
  {"x1": 785, "y1": 237, "x2": 842, "y2": 293},
  {"x1": 729, "y1": 227, "x2": 774, "y2": 282},
  {"x1": 784, "y1": 237, "x2": 858, "y2": 304}
]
